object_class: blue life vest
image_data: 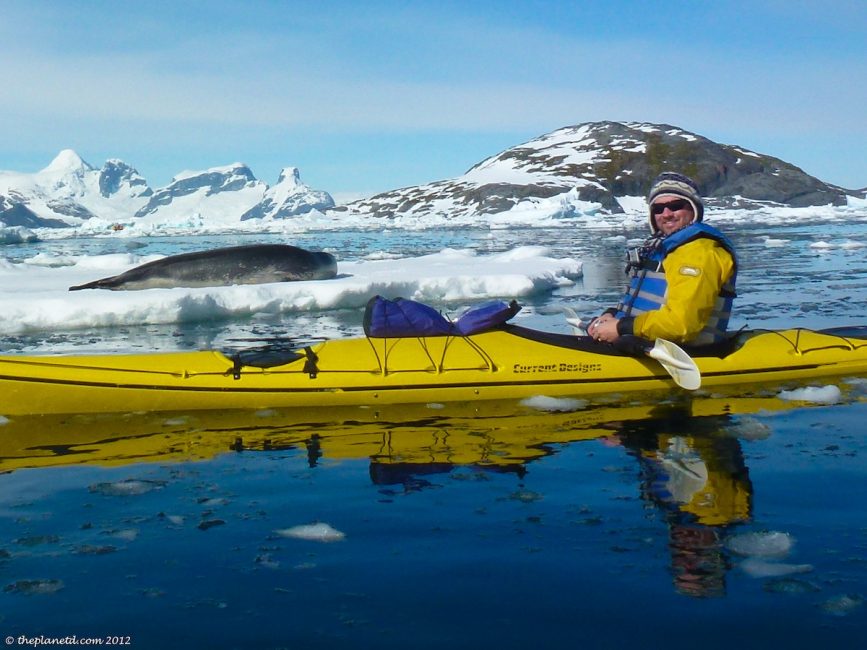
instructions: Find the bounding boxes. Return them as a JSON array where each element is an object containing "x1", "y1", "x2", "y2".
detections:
[{"x1": 615, "y1": 223, "x2": 738, "y2": 345}]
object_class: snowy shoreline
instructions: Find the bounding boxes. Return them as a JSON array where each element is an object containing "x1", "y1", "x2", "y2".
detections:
[{"x1": 4, "y1": 197, "x2": 867, "y2": 244}]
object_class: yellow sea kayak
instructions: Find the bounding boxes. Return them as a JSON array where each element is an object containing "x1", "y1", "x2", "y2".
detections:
[{"x1": 1, "y1": 325, "x2": 866, "y2": 416}]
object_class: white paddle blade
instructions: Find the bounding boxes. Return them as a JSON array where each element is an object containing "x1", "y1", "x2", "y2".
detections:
[
  {"x1": 562, "y1": 307, "x2": 588, "y2": 336},
  {"x1": 647, "y1": 338, "x2": 702, "y2": 390}
]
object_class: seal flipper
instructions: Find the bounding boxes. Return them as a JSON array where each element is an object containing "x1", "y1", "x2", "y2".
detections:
[{"x1": 69, "y1": 276, "x2": 121, "y2": 291}]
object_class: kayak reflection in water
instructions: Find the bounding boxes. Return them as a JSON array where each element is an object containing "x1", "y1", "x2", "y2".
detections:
[{"x1": 610, "y1": 413, "x2": 753, "y2": 598}]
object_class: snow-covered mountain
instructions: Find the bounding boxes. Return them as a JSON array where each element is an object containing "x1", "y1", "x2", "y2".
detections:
[
  {"x1": 2, "y1": 122, "x2": 861, "y2": 233},
  {"x1": 131, "y1": 163, "x2": 266, "y2": 229},
  {"x1": 240, "y1": 167, "x2": 334, "y2": 221},
  {"x1": 0, "y1": 151, "x2": 335, "y2": 230},
  {"x1": 338, "y1": 121, "x2": 858, "y2": 220},
  {"x1": 0, "y1": 150, "x2": 151, "y2": 227}
]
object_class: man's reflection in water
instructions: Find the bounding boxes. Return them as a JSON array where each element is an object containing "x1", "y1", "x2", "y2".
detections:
[
  {"x1": 333, "y1": 406, "x2": 753, "y2": 599},
  {"x1": 611, "y1": 412, "x2": 753, "y2": 598}
]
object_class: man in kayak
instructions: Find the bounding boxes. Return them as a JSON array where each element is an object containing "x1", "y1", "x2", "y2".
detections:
[{"x1": 589, "y1": 172, "x2": 737, "y2": 347}]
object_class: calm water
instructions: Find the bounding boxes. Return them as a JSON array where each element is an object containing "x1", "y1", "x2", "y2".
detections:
[{"x1": 2, "y1": 217, "x2": 866, "y2": 648}]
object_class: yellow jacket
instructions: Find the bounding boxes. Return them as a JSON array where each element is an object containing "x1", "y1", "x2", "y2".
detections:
[{"x1": 632, "y1": 238, "x2": 736, "y2": 343}]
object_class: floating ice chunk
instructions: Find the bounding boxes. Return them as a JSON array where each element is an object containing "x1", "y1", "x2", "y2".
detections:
[
  {"x1": 0, "y1": 415, "x2": 9, "y2": 425},
  {"x1": 197, "y1": 497, "x2": 229, "y2": 507},
  {"x1": 521, "y1": 395, "x2": 588, "y2": 412},
  {"x1": 740, "y1": 559, "x2": 813, "y2": 578},
  {"x1": 763, "y1": 577, "x2": 820, "y2": 594},
  {"x1": 726, "y1": 531, "x2": 793, "y2": 557},
  {"x1": 255, "y1": 553, "x2": 280, "y2": 569},
  {"x1": 294, "y1": 561, "x2": 317, "y2": 570},
  {"x1": 844, "y1": 377, "x2": 867, "y2": 398},
  {"x1": 493, "y1": 246, "x2": 551, "y2": 261},
  {"x1": 15, "y1": 535, "x2": 60, "y2": 547},
  {"x1": 809, "y1": 241, "x2": 834, "y2": 250},
  {"x1": 4, "y1": 579, "x2": 64, "y2": 595},
  {"x1": 723, "y1": 417, "x2": 771, "y2": 440},
  {"x1": 162, "y1": 416, "x2": 192, "y2": 426},
  {"x1": 75, "y1": 544, "x2": 117, "y2": 555},
  {"x1": 778, "y1": 385, "x2": 841, "y2": 404},
  {"x1": 509, "y1": 489, "x2": 543, "y2": 503},
  {"x1": 820, "y1": 594, "x2": 864, "y2": 617},
  {"x1": 0, "y1": 226, "x2": 38, "y2": 244},
  {"x1": 275, "y1": 523, "x2": 345, "y2": 542},
  {"x1": 88, "y1": 479, "x2": 167, "y2": 496},
  {"x1": 763, "y1": 238, "x2": 789, "y2": 247},
  {"x1": 108, "y1": 528, "x2": 139, "y2": 541}
]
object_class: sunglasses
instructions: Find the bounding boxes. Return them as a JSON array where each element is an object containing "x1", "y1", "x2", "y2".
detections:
[{"x1": 651, "y1": 199, "x2": 692, "y2": 215}]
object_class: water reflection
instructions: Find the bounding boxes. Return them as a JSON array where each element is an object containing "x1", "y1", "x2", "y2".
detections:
[
  {"x1": 610, "y1": 411, "x2": 753, "y2": 598},
  {"x1": 0, "y1": 393, "x2": 844, "y2": 602},
  {"x1": 0, "y1": 400, "x2": 607, "y2": 473}
]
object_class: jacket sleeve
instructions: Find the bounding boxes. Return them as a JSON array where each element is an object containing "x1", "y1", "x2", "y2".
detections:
[{"x1": 631, "y1": 238, "x2": 735, "y2": 343}]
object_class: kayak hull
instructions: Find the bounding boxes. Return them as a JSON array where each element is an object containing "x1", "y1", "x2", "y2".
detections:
[{"x1": 1, "y1": 326, "x2": 866, "y2": 416}]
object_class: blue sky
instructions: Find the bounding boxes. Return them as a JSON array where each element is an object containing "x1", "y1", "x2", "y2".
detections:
[{"x1": 1, "y1": 0, "x2": 865, "y2": 198}]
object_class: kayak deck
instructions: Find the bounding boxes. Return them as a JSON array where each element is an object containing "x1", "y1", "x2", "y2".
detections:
[{"x1": 1, "y1": 326, "x2": 866, "y2": 416}]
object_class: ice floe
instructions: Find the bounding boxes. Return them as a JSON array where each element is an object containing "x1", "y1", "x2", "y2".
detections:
[
  {"x1": 520, "y1": 395, "x2": 589, "y2": 412},
  {"x1": 3, "y1": 579, "x2": 64, "y2": 595},
  {"x1": 778, "y1": 385, "x2": 842, "y2": 404},
  {"x1": 820, "y1": 594, "x2": 865, "y2": 617},
  {"x1": 0, "y1": 246, "x2": 581, "y2": 335},
  {"x1": 88, "y1": 479, "x2": 168, "y2": 496},
  {"x1": 740, "y1": 559, "x2": 814, "y2": 578},
  {"x1": 726, "y1": 531, "x2": 794, "y2": 557},
  {"x1": 275, "y1": 523, "x2": 346, "y2": 542}
]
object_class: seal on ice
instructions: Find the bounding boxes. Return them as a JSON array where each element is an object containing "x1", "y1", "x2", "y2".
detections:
[{"x1": 69, "y1": 244, "x2": 337, "y2": 291}]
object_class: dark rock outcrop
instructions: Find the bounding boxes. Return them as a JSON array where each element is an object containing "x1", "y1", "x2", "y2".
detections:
[
  {"x1": 0, "y1": 196, "x2": 68, "y2": 228},
  {"x1": 98, "y1": 160, "x2": 153, "y2": 199}
]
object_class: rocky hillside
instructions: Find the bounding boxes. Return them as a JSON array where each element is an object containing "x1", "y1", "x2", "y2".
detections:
[{"x1": 339, "y1": 121, "x2": 857, "y2": 219}]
